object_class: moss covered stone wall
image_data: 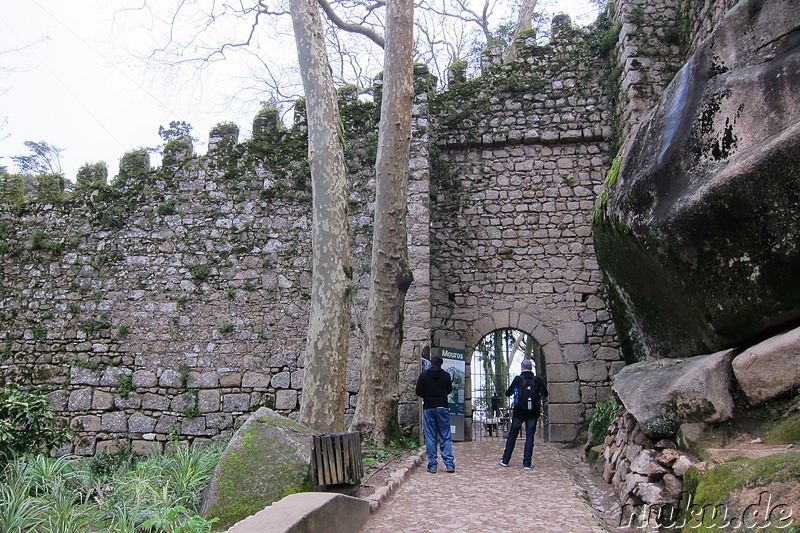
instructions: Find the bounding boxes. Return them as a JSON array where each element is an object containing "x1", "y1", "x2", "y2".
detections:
[{"x1": 0, "y1": 0, "x2": 730, "y2": 449}]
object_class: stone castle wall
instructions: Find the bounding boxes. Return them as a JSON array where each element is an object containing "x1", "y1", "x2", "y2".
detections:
[
  {"x1": 609, "y1": 0, "x2": 739, "y2": 139},
  {"x1": 0, "y1": 0, "x2": 734, "y2": 452}
]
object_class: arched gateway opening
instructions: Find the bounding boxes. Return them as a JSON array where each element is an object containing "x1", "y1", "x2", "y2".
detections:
[{"x1": 466, "y1": 328, "x2": 549, "y2": 443}]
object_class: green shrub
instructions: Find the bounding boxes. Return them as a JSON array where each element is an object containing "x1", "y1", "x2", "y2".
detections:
[{"x1": 0, "y1": 384, "x2": 68, "y2": 463}]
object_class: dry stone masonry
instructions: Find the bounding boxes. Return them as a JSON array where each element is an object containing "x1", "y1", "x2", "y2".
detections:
[{"x1": 0, "y1": 0, "x2": 757, "y2": 454}]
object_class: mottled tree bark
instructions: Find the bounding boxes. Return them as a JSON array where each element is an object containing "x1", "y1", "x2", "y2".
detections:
[
  {"x1": 290, "y1": 0, "x2": 351, "y2": 433},
  {"x1": 351, "y1": 0, "x2": 415, "y2": 446},
  {"x1": 503, "y1": 0, "x2": 538, "y2": 63}
]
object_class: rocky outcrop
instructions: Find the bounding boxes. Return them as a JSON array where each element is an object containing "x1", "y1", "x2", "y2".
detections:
[
  {"x1": 594, "y1": 0, "x2": 800, "y2": 362},
  {"x1": 612, "y1": 350, "x2": 736, "y2": 440},
  {"x1": 201, "y1": 408, "x2": 315, "y2": 531},
  {"x1": 732, "y1": 324, "x2": 800, "y2": 406}
]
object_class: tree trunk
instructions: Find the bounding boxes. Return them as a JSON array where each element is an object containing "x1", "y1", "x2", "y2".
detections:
[
  {"x1": 503, "y1": 0, "x2": 538, "y2": 63},
  {"x1": 290, "y1": 0, "x2": 351, "y2": 433},
  {"x1": 350, "y1": 0, "x2": 414, "y2": 446}
]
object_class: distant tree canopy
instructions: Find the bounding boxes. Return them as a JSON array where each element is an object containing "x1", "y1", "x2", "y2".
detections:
[
  {"x1": 11, "y1": 140, "x2": 64, "y2": 177},
  {"x1": 158, "y1": 120, "x2": 193, "y2": 141}
]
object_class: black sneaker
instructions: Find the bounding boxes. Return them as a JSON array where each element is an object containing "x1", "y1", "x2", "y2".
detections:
[
  {"x1": 499, "y1": 460, "x2": 509, "y2": 467},
  {"x1": 446, "y1": 467, "x2": 455, "y2": 473},
  {"x1": 427, "y1": 466, "x2": 437, "y2": 474}
]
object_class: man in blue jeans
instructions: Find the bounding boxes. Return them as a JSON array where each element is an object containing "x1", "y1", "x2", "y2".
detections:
[
  {"x1": 415, "y1": 355, "x2": 455, "y2": 474},
  {"x1": 500, "y1": 359, "x2": 548, "y2": 470}
]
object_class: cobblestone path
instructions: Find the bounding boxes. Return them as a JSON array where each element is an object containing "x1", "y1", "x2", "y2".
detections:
[{"x1": 361, "y1": 440, "x2": 611, "y2": 532}]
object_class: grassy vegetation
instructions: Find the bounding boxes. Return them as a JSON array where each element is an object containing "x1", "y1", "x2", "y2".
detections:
[
  {"x1": 0, "y1": 444, "x2": 224, "y2": 533},
  {"x1": 588, "y1": 396, "x2": 620, "y2": 447}
]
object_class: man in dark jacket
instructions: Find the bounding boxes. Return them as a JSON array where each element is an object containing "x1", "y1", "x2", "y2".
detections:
[
  {"x1": 415, "y1": 355, "x2": 455, "y2": 473},
  {"x1": 499, "y1": 359, "x2": 548, "y2": 470}
]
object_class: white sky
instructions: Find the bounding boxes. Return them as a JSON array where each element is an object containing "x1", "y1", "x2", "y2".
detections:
[{"x1": 0, "y1": 0, "x2": 599, "y2": 182}]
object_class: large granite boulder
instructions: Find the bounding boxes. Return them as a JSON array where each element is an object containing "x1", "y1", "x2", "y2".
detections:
[
  {"x1": 732, "y1": 324, "x2": 800, "y2": 405},
  {"x1": 593, "y1": 0, "x2": 800, "y2": 362},
  {"x1": 201, "y1": 408, "x2": 315, "y2": 531},
  {"x1": 612, "y1": 350, "x2": 736, "y2": 440}
]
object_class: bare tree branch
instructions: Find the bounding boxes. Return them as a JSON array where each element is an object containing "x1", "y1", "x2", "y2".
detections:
[{"x1": 317, "y1": 0, "x2": 385, "y2": 48}]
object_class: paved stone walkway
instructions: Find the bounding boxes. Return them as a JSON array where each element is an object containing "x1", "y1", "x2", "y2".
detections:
[{"x1": 361, "y1": 440, "x2": 611, "y2": 532}]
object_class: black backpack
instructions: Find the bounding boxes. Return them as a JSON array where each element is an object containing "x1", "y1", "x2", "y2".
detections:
[{"x1": 517, "y1": 375, "x2": 540, "y2": 412}]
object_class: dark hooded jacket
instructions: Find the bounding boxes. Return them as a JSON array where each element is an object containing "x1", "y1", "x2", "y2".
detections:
[{"x1": 415, "y1": 365, "x2": 453, "y2": 409}]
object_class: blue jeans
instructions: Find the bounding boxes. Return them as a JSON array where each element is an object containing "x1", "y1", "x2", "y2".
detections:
[
  {"x1": 422, "y1": 407, "x2": 455, "y2": 471},
  {"x1": 501, "y1": 414, "x2": 537, "y2": 467}
]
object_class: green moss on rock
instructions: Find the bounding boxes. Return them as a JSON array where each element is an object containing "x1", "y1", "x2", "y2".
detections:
[
  {"x1": 681, "y1": 454, "x2": 800, "y2": 532},
  {"x1": 202, "y1": 408, "x2": 315, "y2": 531},
  {"x1": 763, "y1": 412, "x2": 800, "y2": 444}
]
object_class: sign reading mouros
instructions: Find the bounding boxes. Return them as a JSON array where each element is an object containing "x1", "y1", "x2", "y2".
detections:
[{"x1": 440, "y1": 346, "x2": 466, "y2": 441}]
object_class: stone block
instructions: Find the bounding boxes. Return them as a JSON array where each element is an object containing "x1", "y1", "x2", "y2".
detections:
[
  {"x1": 223, "y1": 393, "x2": 251, "y2": 412},
  {"x1": 275, "y1": 389, "x2": 298, "y2": 410},
  {"x1": 46, "y1": 390, "x2": 69, "y2": 411},
  {"x1": 131, "y1": 440, "x2": 162, "y2": 455},
  {"x1": 558, "y1": 322, "x2": 586, "y2": 344},
  {"x1": 155, "y1": 414, "x2": 179, "y2": 434},
  {"x1": 132, "y1": 370, "x2": 158, "y2": 388},
  {"x1": 92, "y1": 390, "x2": 115, "y2": 410},
  {"x1": 114, "y1": 393, "x2": 142, "y2": 410},
  {"x1": 242, "y1": 371, "x2": 270, "y2": 388},
  {"x1": 68, "y1": 389, "x2": 92, "y2": 411},
  {"x1": 160, "y1": 369, "x2": 182, "y2": 388},
  {"x1": 206, "y1": 412, "x2": 234, "y2": 429},
  {"x1": 548, "y1": 382, "x2": 581, "y2": 403},
  {"x1": 70, "y1": 367, "x2": 101, "y2": 386},
  {"x1": 542, "y1": 341, "x2": 564, "y2": 364},
  {"x1": 101, "y1": 411, "x2": 128, "y2": 432},
  {"x1": 563, "y1": 344, "x2": 593, "y2": 362},
  {"x1": 181, "y1": 416, "x2": 208, "y2": 435},
  {"x1": 171, "y1": 391, "x2": 197, "y2": 413},
  {"x1": 578, "y1": 361, "x2": 609, "y2": 382},
  {"x1": 188, "y1": 371, "x2": 219, "y2": 388},
  {"x1": 219, "y1": 371, "x2": 242, "y2": 387},
  {"x1": 142, "y1": 392, "x2": 170, "y2": 410},
  {"x1": 271, "y1": 371, "x2": 291, "y2": 389},
  {"x1": 198, "y1": 389, "x2": 221, "y2": 413},
  {"x1": 71, "y1": 415, "x2": 101, "y2": 432},
  {"x1": 546, "y1": 363, "x2": 577, "y2": 382},
  {"x1": 74, "y1": 436, "x2": 96, "y2": 456},
  {"x1": 100, "y1": 367, "x2": 131, "y2": 387},
  {"x1": 129, "y1": 412, "x2": 157, "y2": 433},
  {"x1": 597, "y1": 347, "x2": 621, "y2": 361},
  {"x1": 548, "y1": 403, "x2": 585, "y2": 424},
  {"x1": 548, "y1": 423, "x2": 580, "y2": 442},
  {"x1": 96, "y1": 440, "x2": 126, "y2": 454}
]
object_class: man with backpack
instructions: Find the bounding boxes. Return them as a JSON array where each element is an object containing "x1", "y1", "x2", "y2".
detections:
[{"x1": 499, "y1": 359, "x2": 548, "y2": 470}]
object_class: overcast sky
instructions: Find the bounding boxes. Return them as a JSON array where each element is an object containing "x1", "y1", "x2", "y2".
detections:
[{"x1": 0, "y1": 0, "x2": 599, "y2": 182}]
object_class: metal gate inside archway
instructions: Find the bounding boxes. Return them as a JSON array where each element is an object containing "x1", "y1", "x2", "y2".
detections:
[{"x1": 468, "y1": 328, "x2": 549, "y2": 443}]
